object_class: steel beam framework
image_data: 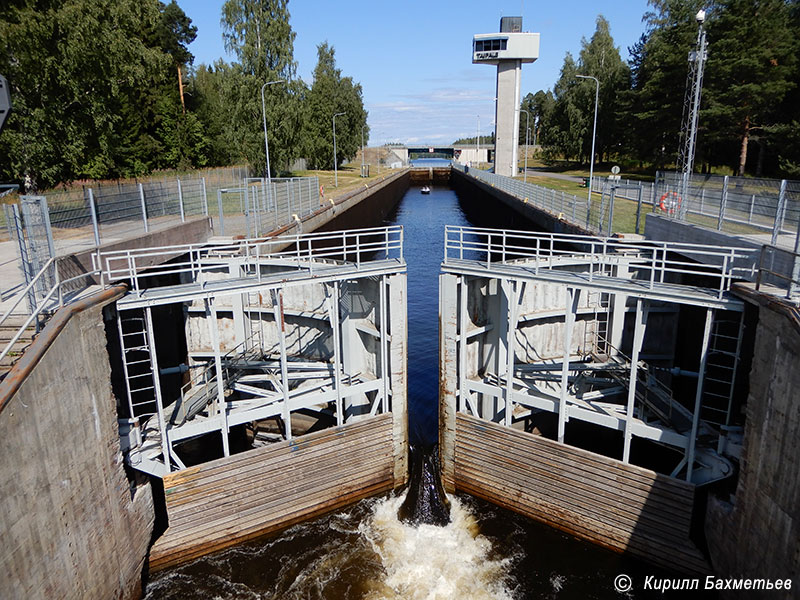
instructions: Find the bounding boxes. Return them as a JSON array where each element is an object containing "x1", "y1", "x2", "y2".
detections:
[{"x1": 114, "y1": 229, "x2": 407, "y2": 478}]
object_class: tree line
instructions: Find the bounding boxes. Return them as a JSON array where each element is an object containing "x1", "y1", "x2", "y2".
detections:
[
  {"x1": 0, "y1": 0, "x2": 368, "y2": 192},
  {"x1": 520, "y1": 0, "x2": 799, "y2": 178}
]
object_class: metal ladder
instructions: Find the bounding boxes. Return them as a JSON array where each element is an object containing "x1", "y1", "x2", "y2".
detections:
[
  {"x1": 116, "y1": 309, "x2": 158, "y2": 420},
  {"x1": 700, "y1": 310, "x2": 744, "y2": 427}
]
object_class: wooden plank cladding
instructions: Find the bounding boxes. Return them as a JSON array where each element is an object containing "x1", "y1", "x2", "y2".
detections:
[
  {"x1": 453, "y1": 413, "x2": 710, "y2": 575},
  {"x1": 149, "y1": 413, "x2": 396, "y2": 571}
]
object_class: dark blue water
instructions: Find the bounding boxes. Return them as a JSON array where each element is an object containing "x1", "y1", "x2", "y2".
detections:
[
  {"x1": 386, "y1": 180, "x2": 473, "y2": 445},
  {"x1": 145, "y1": 171, "x2": 678, "y2": 599}
]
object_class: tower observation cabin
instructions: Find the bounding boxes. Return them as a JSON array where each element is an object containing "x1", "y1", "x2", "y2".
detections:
[{"x1": 473, "y1": 17, "x2": 540, "y2": 177}]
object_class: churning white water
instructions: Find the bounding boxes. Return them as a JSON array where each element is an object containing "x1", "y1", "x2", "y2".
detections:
[
  {"x1": 360, "y1": 493, "x2": 516, "y2": 600},
  {"x1": 144, "y1": 490, "x2": 518, "y2": 600}
]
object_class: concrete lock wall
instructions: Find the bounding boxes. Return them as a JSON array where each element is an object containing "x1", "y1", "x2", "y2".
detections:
[
  {"x1": 0, "y1": 300, "x2": 154, "y2": 600},
  {"x1": 705, "y1": 299, "x2": 800, "y2": 592}
]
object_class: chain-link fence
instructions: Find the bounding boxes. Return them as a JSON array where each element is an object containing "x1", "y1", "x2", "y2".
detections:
[
  {"x1": 1, "y1": 166, "x2": 249, "y2": 257},
  {"x1": 457, "y1": 165, "x2": 604, "y2": 233},
  {"x1": 212, "y1": 177, "x2": 321, "y2": 238},
  {"x1": 655, "y1": 171, "x2": 800, "y2": 246}
]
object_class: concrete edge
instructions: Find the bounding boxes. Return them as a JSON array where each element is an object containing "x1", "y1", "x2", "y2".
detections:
[{"x1": 0, "y1": 284, "x2": 128, "y2": 411}]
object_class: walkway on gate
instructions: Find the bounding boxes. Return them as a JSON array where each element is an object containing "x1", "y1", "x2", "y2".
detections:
[
  {"x1": 105, "y1": 226, "x2": 405, "y2": 478},
  {"x1": 441, "y1": 226, "x2": 758, "y2": 486},
  {"x1": 455, "y1": 165, "x2": 800, "y2": 303}
]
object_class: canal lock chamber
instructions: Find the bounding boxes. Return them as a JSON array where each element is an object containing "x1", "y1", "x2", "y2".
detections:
[{"x1": 98, "y1": 168, "x2": 759, "y2": 594}]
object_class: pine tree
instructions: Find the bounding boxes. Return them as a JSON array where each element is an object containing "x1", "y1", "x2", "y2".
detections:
[
  {"x1": 704, "y1": 0, "x2": 797, "y2": 175},
  {"x1": 156, "y1": 1, "x2": 197, "y2": 113},
  {"x1": 577, "y1": 16, "x2": 630, "y2": 163},
  {"x1": 629, "y1": 0, "x2": 706, "y2": 169}
]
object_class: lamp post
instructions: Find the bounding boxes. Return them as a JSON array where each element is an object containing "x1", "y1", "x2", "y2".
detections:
[
  {"x1": 361, "y1": 124, "x2": 366, "y2": 177},
  {"x1": 333, "y1": 112, "x2": 345, "y2": 187},
  {"x1": 526, "y1": 127, "x2": 531, "y2": 180},
  {"x1": 519, "y1": 108, "x2": 530, "y2": 183},
  {"x1": 261, "y1": 79, "x2": 284, "y2": 209},
  {"x1": 576, "y1": 74, "x2": 599, "y2": 227},
  {"x1": 476, "y1": 115, "x2": 481, "y2": 165}
]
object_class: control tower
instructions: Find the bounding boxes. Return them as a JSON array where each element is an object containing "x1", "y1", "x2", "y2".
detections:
[{"x1": 473, "y1": 17, "x2": 539, "y2": 177}]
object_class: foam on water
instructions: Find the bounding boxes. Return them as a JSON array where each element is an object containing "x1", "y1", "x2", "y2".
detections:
[
  {"x1": 360, "y1": 493, "x2": 517, "y2": 600},
  {"x1": 144, "y1": 491, "x2": 518, "y2": 599}
]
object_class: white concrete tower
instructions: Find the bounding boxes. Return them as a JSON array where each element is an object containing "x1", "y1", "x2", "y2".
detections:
[{"x1": 473, "y1": 17, "x2": 539, "y2": 177}]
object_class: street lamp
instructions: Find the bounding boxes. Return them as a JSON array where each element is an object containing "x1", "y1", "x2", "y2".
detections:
[
  {"x1": 519, "y1": 108, "x2": 530, "y2": 183},
  {"x1": 476, "y1": 115, "x2": 480, "y2": 165},
  {"x1": 261, "y1": 79, "x2": 285, "y2": 207},
  {"x1": 576, "y1": 74, "x2": 599, "y2": 227},
  {"x1": 333, "y1": 112, "x2": 346, "y2": 187},
  {"x1": 361, "y1": 124, "x2": 366, "y2": 176}
]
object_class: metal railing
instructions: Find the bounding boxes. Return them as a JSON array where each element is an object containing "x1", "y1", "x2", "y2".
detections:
[
  {"x1": 0, "y1": 258, "x2": 102, "y2": 364},
  {"x1": 444, "y1": 226, "x2": 758, "y2": 299},
  {"x1": 756, "y1": 244, "x2": 800, "y2": 303},
  {"x1": 587, "y1": 333, "x2": 689, "y2": 433},
  {"x1": 95, "y1": 225, "x2": 405, "y2": 291}
]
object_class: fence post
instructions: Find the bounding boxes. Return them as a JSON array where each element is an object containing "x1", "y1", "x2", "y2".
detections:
[
  {"x1": 138, "y1": 183, "x2": 149, "y2": 233},
  {"x1": 789, "y1": 224, "x2": 800, "y2": 300},
  {"x1": 244, "y1": 185, "x2": 251, "y2": 238},
  {"x1": 652, "y1": 174, "x2": 659, "y2": 214},
  {"x1": 636, "y1": 185, "x2": 643, "y2": 235},
  {"x1": 608, "y1": 186, "x2": 617, "y2": 235},
  {"x1": 700, "y1": 189, "x2": 705, "y2": 215},
  {"x1": 217, "y1": 189, "x2": 225, "y2": 236},
  {"x1": 177, "y1": 178, "x2": 185, "y2": 223},
  {"x1": 772, "y1": 179, "x2": 788, "y2": 246},
  {"x1": 87, "y1": 188, "x2": 101, "y2": 247},
  {"x1": 717, "y1": 175, "x2": 728, "y2": 231},
  {"x1": 201, "y1": 177, "x2": 209, "y2": 216}
]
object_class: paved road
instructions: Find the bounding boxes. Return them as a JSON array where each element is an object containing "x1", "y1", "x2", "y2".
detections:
[{"x1": 521, "y1": 168, "x2": 584, "y2": 183}]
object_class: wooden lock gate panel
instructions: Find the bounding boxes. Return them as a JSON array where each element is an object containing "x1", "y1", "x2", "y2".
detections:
[
  {"x1": 149, "y1": 413, "x2": 396, "y2": 571},
  {"x1": 452, "y1": 413, "x2": 710, "y2": 575}
]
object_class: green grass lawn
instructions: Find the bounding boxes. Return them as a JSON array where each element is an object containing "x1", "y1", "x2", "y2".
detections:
[
  {"x1": 511, "y1": 174, "x2": 646, "y2": 234},
  {"x1": 292, "y1": 164, "x2": 399, "y2": 198}
]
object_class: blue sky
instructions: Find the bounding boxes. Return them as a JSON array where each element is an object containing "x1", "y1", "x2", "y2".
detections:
[{"x1": 176, "y1": 1, "x2": 652, "y2": 145}]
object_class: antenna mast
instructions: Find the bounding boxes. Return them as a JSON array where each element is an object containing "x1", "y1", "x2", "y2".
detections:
[{"x1": 676, "y1": 10, "x2": 708, "y2": 217}]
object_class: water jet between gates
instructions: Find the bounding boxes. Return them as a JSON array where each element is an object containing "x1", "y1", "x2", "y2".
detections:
[{"x1": 398, "y1": 444, "x2": 451, "y2": 526}]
